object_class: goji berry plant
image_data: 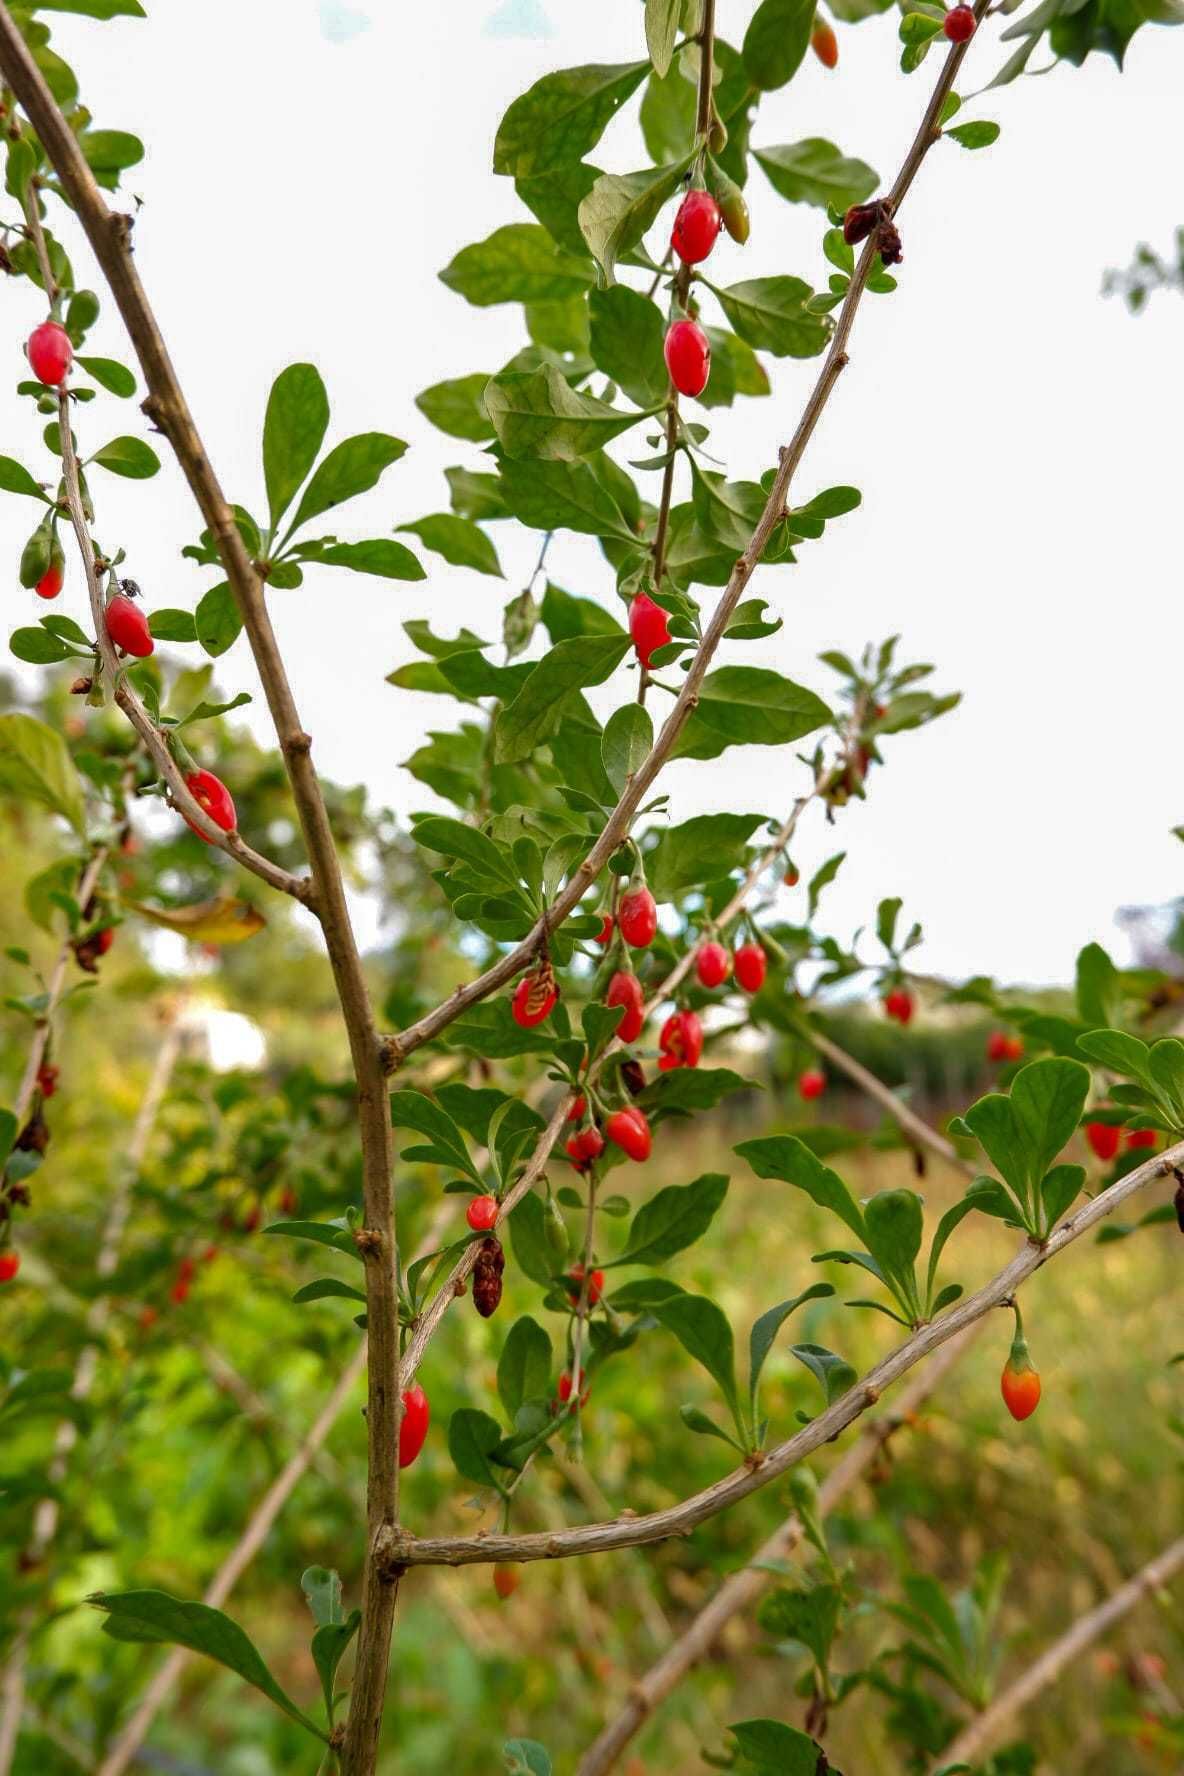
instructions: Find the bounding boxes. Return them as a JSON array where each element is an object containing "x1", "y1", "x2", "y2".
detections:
[{"x1": 1, "y1": 1, "x2": 1182, "y2": 1774}]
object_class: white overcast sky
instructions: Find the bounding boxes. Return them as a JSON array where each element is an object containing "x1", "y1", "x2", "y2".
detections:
[{"x1": 4, "y1": 0, "x2": 1182, "y2": 986}]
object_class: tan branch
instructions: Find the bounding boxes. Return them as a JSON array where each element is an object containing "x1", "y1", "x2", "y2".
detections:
[
  {"x1": 935, "y1": 1535, "x2": 1184, "y2": 1772},
  {"x1": 392, "y1": 1139, "x2": 1183, "y2": 1567},
  {"x1": 9, "y1": 843, "x2": 108, "y2": 1132},
  {"x1": 577, "y1": 1325, "x2": 980, "y2": 1776},
  {"x1": 809, "y1": 1029, "x2": 975, "y2": 1178}
]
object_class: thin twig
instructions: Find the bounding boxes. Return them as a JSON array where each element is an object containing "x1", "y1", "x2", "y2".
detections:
[
  {"x1": 577, "y1": 1326, "x2": 979, "y2": 1776},
  {"x1": 8, "y1": 844, "x2": 108, "y2": 1131},
  {"x1": 391, "y1": 1138, "x2": 1184, "y2": 1567},
  {"x1": 809, "y1": 1029, "x2": 975, "y2": 1177},
  {"x1": 934, "y1": 1535, "x2": 1184, "y2": 1771}
]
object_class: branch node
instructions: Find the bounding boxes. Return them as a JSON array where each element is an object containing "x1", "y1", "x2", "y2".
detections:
[
  {"x1": 379, "y1": 1035, "x2": 404, "y2": 1075},
  {"x1": 353, "y1": 1227, "x2": 382, "y2": 1255},
  {"x1": 282, "y1": 730, "x2": 313, "y2": 758}
]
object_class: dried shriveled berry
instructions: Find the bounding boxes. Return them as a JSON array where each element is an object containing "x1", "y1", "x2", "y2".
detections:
[
  {"x1": 36, "y1": 1063, "x2": 59, "y2": 1098},
  {"x1": 473, "y1": 1235, "x2": 505, "y2": 1318},
  {"x1": 620, "y1": 1057, "x2": 647, "y2": 1097}
]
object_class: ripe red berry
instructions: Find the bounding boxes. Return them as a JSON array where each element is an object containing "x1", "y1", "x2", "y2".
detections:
[
  {"x1": 629, "y1": 593, "x2": 672, "y2": 671},
  {"x1": 492, "y1": 1564, "x2": 520, "y2": 1601},
  {"x1": 565, "y1": 1125, "x2": 605, "y2": 1173},
  {"x1": 1126, "y1": 1127, "x2": 1158, "y2": 1151},
  {"x1": 183, "y1": 767, "x2": 236, "y2": 840},
  {"x1": 27, "y1": 319, "x2": 72, "y2": 386},
  {"x1": 170, "y1": 1276, "x2": 191, "y2": 1306},
  {"x1": 36, "y1": 1063, "x2": 59, "y2": 1098},
  {"x1": 618, "y1": 888, "x2": 658, "y2": 950},
  {"x1": 95, "y1": 926, "x2": 115, "y2": 957},
  {"x1": 943, "y1": 3, "x2": 976, "y2": 40},
  {"x1": 596, "y1": 912, "x2": 615, "y2": 946},
  {"x1": 399, "y1": 1382, "x2": 430, "y2": 1468},
  {"x1": 104, "y1": 592, "x2": 154, "y2": 658},
  {"x1": 783, "y1": 865, "x2": 800, "y2": 887},
  {"x1": 1001, "y1": 1359, "x2": 1041, "y2": 1421},
  {"x1": 883, "y1": 987, "x2": 914, "y2": 1026},
  {"x1": 605, "y1": 1105, "x2": 652, "y2": 1162},
  {"x1": 606, "y1": 969, "x2": 646, "y2": 1042},
  {"x1": 467, "y1": 1194, "x2": 499, "y2": 1231},
  {"x1": 35, "y1": 563, "x2": 63, "y2": 601},
  {"x1": 512, "y1": 966, "x2": 558, "y2": 1028},
  {"x1": 556, "y1": 1367, "x2": 590, "y2": 1407},
  {"x1": 664, "y1": 319, "x2": 711, "y2": 398},
  {"x1": 696, "y1": 941, "x2": 730, "y2": 989},
  {"x1": 671, "y1": 189, "x2": 722, "y2": 265},
  {"x1": 986, "y1": 1030, "x2": 1011, "y2": 1062},
  {"x1": 811, "y1": 18, "x2": 838, "y2": 66},
  {"x1": 659, "y1": 1009, "x2": 703, "y2": 1071},
  {"x1": 1004, "y1": 1036, "x2": 1024, "y2": 1062},
  {"x1": 568, "y1": 1094, "x2": 588, "y2": 1122},
  {"x1": 0, "y1": 1252, "x2": 21, "y2": 1284},
  {"x1": 798, "y1": 1069, "x2": 826, "y2": 1101},
  {"x1": 566, "y1": 1264, "x2": 605, "y2": 1306},
  {"x1": 733, "y1": 942, "x2": 767, "y2": 994},
  {"x1": 1085, "y1": 1120, "x2": 1120, "y2": 1162}
]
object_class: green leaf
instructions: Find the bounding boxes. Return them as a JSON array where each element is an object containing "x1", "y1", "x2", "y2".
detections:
[
  {"x1": 710, "y1": 276, "x2": 831, "y2": 358},
  {"x1": 493, "y1": 62, "x2": 650, "y2": 177},
  {"x1": 1077, "y1": 1027, "x2": 1152, "y2": 1085},
  {"x1": 947, "y1": 120, "x2": 1001, "y2": 149},
  {"x1": 749, "y1": 1284, "x2": 836, "y2": 1407},
  {"x1": 863, "y1": 1189, "x2": 923, "y2": 1309},
  {"x1": 446, "y1": 465, "x2": 507, "y2": 522},
  {"x1": 10, "y1": 627, "x2": 73, "y2": 664},
  {"x1": 601, "y1": 704, "x2": 653, "y2": 797},
  {"x1": 653, "y1": 1293, "x2": 739, "y2": 1420},
  {"x1": 1040, "y1": 1163, "x2": 1085, "y2": 1232},
  {"x1": 756, "y1": 1584, "x2": 842, "y2": 1672},
  {"x1": 672, "y1": 667, "x2": 832, "y2": 761},
  {"x1": 588, "y1": 284, "x2": 668, "y2": 408},
  {"x1": 791, "y1": 1342, "x2": 858, "y2": 1405},
  {"x1": 79, "y1": 129, "x2": 144, "y2": 172},
  {"x1": 397, "y1": 515, "x2": 502, "y2": 577},
  {"x1": 613, "y1": 1174, "x2": 729, "y2": 1268},
  {"x1": 89, "y1": 1592, "x2": 326, "y2": 1740},
  {"x1": 415, "y1": 374, "x2": 495, "y2": 443},
  {"x1": 742, "y1": 0, "x2": 817, "y2": 89},
  {"x1": 498, "y1": 1316, "x2": 553, "y2": 1418},
  {"x1": 0, "y1": 456, "x2": 49, "y2": 501},
  {"x1": 310, "y1": 1612, "x2": 360, "y2": 1724},
  {"x1": 924, "y1": 1195, "x2": 977, "y2": 1312},
  {"x1": 499, "y1": 457, "x2": 636, "y2": 542},
  {"x1": 448, "y1": 1408, "x2": 505, "y2": 1490},
  {"x1": 649, "y1": 813, "x2": 764, "y2": 897},
  {"x1": 411, "y1": 816, "x2": 520, "y2": 889},
  {"x1": 736, "y1": 1135, "x2": 866, "y2": 1242},
  {"x1": 509, "y1": 1190, "x2": 560, "y2": 1285},
  {"x1": 485, "y1": 364, "x2": 651, "y2": 462},
  {"x1": 642, "y1": 1066, "x2": 756, "y2": 1115},
  {"x1": 76, "y1": 355, "x2": 136, "y2": 396},
  {"x1": 286, "y1": 434, "x2": 407, "y2": 535},
  {"x1": 0, "y1": 713, "x2": 85, "y2": 834},
  {"x1": 644, "y1": 0, "x2": 681, "y2": 75},
  {"x1": 290, "y1": 1278, "x2": 367, "y2": 1306},
  {"x1": 262, "y1": 363, "x2": 330, "y2": 528},
  {"x1": 391, "y1": 1088, "x2": 480, "y2": 1178},
  {"x1": 542, "y1": 582, "x2": 626, "y2": 640},
  {"x1": 306, "y1": 539, "x2": 425, "y2": 580},
  {"x1": 1010, "y1": 1058, "x2": 1091, "y2": 1185},
  {"x1": 495, "y1": 633, "x2": 632, "y2": 762},
  {"x1": 1075, "y1": 941, "x2": 1120, "y2": 1029},
  {"x1": 577, "y1": 157, "x2": 692, "y2": 286},
  {"x1": 195, "y1": 582, "x2": 242, "y2": 658},
  {"x1": 263, "y1": 1219, "x2": 362, "y2": 1261},
  {"x1": 440, "y1": 224, "x2": 592, "y2": 306},
  {"x1": 516, "y1": 163, "x2": 603, "y2": 259},
  {"x1": 503, "y1": 1740, "x2": 553, "y2": 1776},
  {"x1": 731, "y1": 1717, "x2": 828, "y2": 1775},
  {"x1": 89, "y1": 435, "x2": 160, "y2": 479},
  {"x1": 755, "y1": 139, "x2": 880, "y2": 210},
  {"x1": 148, "y1": 608, "x2": 197, "y2": 642}
]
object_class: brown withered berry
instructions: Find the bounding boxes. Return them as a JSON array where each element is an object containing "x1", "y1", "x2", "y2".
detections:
[
  {"x1": 620, "y1": 1057, "x2": 647, "y2": 1098},
  {"x1": 473, "y1": 1236, "x2": 505, "y2": 1318}
]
